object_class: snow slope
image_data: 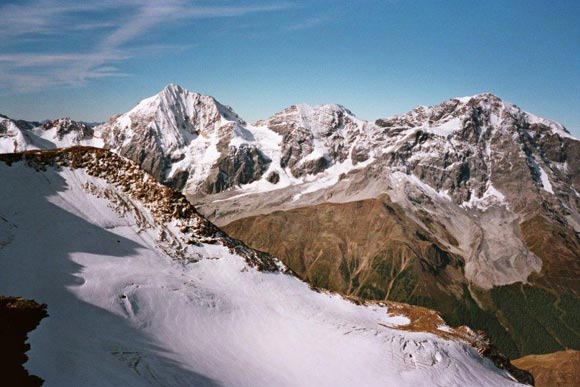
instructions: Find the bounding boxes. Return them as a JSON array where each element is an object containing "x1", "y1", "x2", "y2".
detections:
[
  {"x1": 0, "y1": 149, "x2": 524, "y2": 386},
  {"x1": 0, "y1": 115, "x2": 35, "y2": 153}
]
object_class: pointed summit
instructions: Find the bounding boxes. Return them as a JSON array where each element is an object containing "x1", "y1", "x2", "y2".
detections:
[
  {"x1": 98, "y1": 84, "x2": 254, "y2": 192},
  {"x1": 161, "y1": 82, "x2": 185, "y2": 93}
]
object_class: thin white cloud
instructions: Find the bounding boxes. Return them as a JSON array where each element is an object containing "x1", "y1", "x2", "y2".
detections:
[
  {"x1": 285, "y1": 15, "x2": 334, "y2": 32},
  {"x1": 0, "y1": 0, "x2": 291, "y2": 93}
]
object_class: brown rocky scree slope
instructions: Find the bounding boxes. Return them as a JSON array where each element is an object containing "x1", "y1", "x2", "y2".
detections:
[{"x1": 512, "y1": 350, "x2": 580, "y2": 387}]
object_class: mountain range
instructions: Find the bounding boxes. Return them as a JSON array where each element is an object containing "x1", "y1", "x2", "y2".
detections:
[{"x1": 2, "y1": 84, "x2": 579, "y2": 385}]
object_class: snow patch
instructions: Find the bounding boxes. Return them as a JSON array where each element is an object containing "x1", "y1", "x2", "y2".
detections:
[
  {"x1": 462, "y1": 184, "x2": 507, "y2": 210},
  {"x1": 538, "y1": 166, "x2": 554, "y2": 194}
]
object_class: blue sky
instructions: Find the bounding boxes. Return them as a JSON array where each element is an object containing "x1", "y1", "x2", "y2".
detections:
[{"x1": 1, "y1": 0, "x2": 579, "y2": 135}]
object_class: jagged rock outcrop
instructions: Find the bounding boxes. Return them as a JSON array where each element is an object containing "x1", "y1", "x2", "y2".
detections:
[
  {"x1": 203, "y1": 144, "x2": 271, "y2": 194},
  {"x1": 0, "y1": 296, "x2": 48, "y2": 387},
  {"x1": 0, "y1": 147, "x2": 280, "y2": 271}
]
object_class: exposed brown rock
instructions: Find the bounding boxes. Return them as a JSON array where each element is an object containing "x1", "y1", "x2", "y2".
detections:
[
  {"x1": 520, "y1": 214, "x2": 580, "y2": 293},
  {"x1": 266, "y1": 171, "x2": 280, "y2": 184},
  {"x1": 513, "y1": 350, "x2": 580, "y2": 387},
  {"x1": 223, "y1": 196, "x2": 467, "y2": 302}
]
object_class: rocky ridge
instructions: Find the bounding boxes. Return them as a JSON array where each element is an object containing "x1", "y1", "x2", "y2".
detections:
[
  {"x1": 0, "y1": 147, "x2": 280, "y2": 271},
  {"x1": 0, "y1": 296, "x2": 48, "y2": 387}
]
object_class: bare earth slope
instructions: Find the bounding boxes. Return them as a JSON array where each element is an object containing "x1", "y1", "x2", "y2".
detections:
[{"x1": 513, "y1": 350, "x2": 580, "y2": 387}]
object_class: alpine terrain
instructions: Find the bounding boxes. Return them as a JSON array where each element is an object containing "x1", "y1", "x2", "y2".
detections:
[
  {"x1": 0, "y1": 147, "x2": 531, "y2": 386},
  {"x1": 2, "y1": 83, "x2": 578, "y2": 383}
]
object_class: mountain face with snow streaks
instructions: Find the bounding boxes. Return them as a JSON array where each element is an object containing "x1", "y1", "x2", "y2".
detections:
[
  {"x1": 0, "y1": 147, "x2": 530, "y2": 386},
  {"x1": 197, "y1": 91, "x2": 579, "y2": 359},
  {"x1": 98, "y1": 83, "x2": 272, "y2": 193}
]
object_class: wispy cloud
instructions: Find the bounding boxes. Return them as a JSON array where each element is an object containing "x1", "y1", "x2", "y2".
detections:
[
  {"x1": 0, "y1": 0, "x2": 290, "y2": 93},
  {"x1": 285, "y1": 15, "x2": 334, "y2": 32}
]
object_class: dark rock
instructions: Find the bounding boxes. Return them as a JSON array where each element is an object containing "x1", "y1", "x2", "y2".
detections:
[
  {"x1": 203, "y1": 144, "x2": 271, "y2": 194},
  {"x1": 266, "y1": 171, "x2": 280, "y2": 184},
  {"x1": 292, "y1": 156, "x2": 330, "y2": 177},
  {"x1": 0, "y1": 296, "x2": 48, "y2": 387}
]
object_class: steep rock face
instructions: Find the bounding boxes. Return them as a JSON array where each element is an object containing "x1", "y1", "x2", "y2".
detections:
[
  {"x1": 255, "y1": 104, "x2": 366, "y2": 177},
  {"x1": 203, "y1": 143, "x2": 271, "y2": 194},
  {"x1": 376, "y1": 94, "x2": 579, "y2": 212}
]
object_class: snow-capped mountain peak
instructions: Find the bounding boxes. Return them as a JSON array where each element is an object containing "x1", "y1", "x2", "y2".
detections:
[
  {"x1": 0, "y1": 115, "x2": 32, "y2": 153},
  {"x1": 119, "y1": 84, "x2": 244, "y2": 135},
  {"x1": 377, "y1": 93, "x2": 574, "y2": 140},
  {"x1": 97, "y1": 85, "x2": 259, "y2": 192}
]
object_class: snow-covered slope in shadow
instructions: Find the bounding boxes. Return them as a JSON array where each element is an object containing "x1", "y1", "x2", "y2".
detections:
[{"x1": 0, "y1": 148, "x2": 526, "y2": 386}]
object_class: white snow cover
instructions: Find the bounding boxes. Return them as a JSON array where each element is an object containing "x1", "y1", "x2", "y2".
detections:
[
  {"x1": 537, "y1": 166, "x2": 554, "y2": 194},
  {"x1": 384, "y1": 93, "x2": 577, "y2": 141},
  {"x1": 0, "y1": 116, "x2": 100, "y2": 153},
  {"x1": 462, "y1": 184, "x2": 508, "y2": 210},
  {"x1": 223, "y1": 103, "x2": 376, "y2": 199},
  {"x1": 526, "y1": 112, "x2": 574, "y2": 139},
  {"x1": 0, "y1": 162, "x2": 524, "y2": 387},
  {"x1": 0, "y1": 116, "x2": 35, "y2": 153},
  {"x1": 29, "y1": 119, "x2": 104, "y2": 149}
]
